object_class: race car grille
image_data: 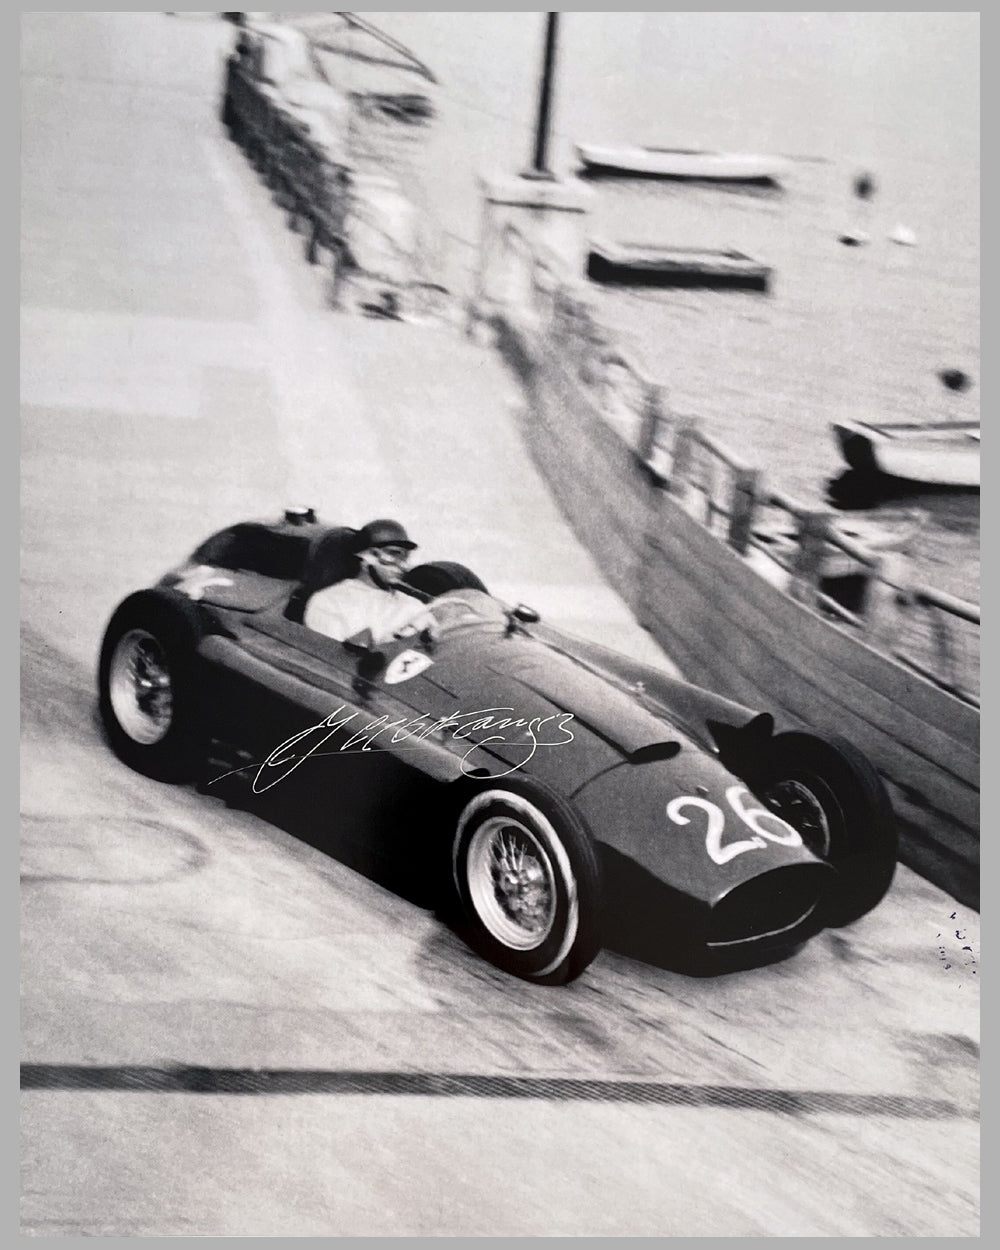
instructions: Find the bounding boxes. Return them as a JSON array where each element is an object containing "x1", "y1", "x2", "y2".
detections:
[{"x1": 707, "y1": 865, "x2": 829, "y2": 947}]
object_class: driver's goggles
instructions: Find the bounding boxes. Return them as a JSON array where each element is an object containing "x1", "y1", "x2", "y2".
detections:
[{"x1": 371, "y1": 545, "x2": 410, "y2": 564}]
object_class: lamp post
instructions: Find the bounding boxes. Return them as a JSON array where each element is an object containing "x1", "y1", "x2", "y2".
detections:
[{"x1": 522, "y1": 12, "x2": 559, "y2": 180}]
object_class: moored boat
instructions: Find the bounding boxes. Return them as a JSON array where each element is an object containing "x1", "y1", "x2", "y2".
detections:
[
  {"x1": 586, "y1": 239, "x2": 771, "y2": 290},
  {"x1": 575, "y1": 142, "x2": 790, "y2": 184},
  {"x1": 833, "y1": 419, "x2": 980, "y2": 488}
]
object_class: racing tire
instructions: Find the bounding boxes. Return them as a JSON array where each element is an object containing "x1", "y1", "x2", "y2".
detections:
[
  {"x1": 98, "y1": 589, "x2": 209, "y2": 784},
  {"x1": 404, "y1": 561, "x2": 488, "y2": 599},
  {"x1": 451, "y1": 777, "x2": 604, "y2": 985},
  {"x1": 751, "y1": 731, "x2": 898, "y2": 927}
]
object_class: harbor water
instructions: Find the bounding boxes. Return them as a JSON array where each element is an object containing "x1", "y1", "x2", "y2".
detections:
[{"x1": 337, "y1": 12, "x2": 980, "y2": 601}]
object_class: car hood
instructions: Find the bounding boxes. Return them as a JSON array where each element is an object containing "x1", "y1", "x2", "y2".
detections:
[
  {"x1": 413, "y1": 629, "x2": 689, "y2": 786},
  {"x1": 484, "y1": 646, "x2": 684, "y2": 763}
]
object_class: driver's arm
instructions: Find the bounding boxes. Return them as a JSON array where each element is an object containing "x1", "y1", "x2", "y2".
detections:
[{"x1": 303, "y1": 589, "x2": 355, "y2": 641}]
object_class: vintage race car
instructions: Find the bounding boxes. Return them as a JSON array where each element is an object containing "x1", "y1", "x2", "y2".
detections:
[{"x1": 97, "y1": 509, "x2": 898, "y2": 985}]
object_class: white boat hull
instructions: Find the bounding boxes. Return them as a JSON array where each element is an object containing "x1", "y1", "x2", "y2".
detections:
[
  {"x1": 575, "y1": 143, "x2": 789, "y2": 183},
  {"x1": 833, "y1": 420, "x2": 980, "y2": 487}
]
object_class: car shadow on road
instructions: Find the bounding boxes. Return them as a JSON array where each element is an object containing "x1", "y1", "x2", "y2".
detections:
[
  {"x1": 201, "y1": 748, "x2": 452, "y2": 914},
  {"x1": 202, "y1": 759, "x2": 801, "y2": 981}
]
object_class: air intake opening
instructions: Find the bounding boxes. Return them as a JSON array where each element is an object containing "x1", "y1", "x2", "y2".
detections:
[
  {"x1": 708, "y1": 864, "x2": 829, "y2": 947},
  {"x1": 629, "y1": 742, "x2": 682, "y2": 764}
]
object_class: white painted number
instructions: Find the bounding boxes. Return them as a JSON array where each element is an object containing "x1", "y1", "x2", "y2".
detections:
[
  {"x1": 666, "y1": 796, "x2": 764, "y2": 866},
  {"x1": 666, "y1": 786, "x2": 802, "y2": 866},
  {"x1": 725, "y1": 786, "x2": 803, "y2": 846}
]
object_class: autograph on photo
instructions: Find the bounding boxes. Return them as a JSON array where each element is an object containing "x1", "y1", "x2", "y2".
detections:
[
  {"x1": 209, "y1": 705, "x2": 576, "y2": 792},
  {"x1": 938, "y1": 911, "x2": 978, "y2": 984}
]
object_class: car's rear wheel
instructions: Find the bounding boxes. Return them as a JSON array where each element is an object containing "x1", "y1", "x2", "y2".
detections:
[
  {"x1": 98, "y1": 590, "x2": 208, "y2": 783},
  {"x1": 752, "y1": 732, "x2": 897, "y2": 926},
  {"x1": 451, "y1": 778, "x2": 603, "y2": 984}
]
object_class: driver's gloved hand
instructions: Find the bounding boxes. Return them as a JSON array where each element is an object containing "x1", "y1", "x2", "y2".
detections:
[{"x1": 394, "y1": 615, "x2": 439, "y2": 650}]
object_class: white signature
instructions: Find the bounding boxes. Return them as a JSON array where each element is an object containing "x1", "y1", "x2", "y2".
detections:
[{"x1": 210, "y1": 705, "x2": 576, "y2": 793}]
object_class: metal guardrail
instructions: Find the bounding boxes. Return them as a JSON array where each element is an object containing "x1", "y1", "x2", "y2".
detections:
[
  {"x1": 224, "y1": 58, "x2": 353, "y2": 254},
  {"x1": 223, "y1": 47, "x2": 450, "y2": 319},
  {"x1": 495, "y1": 228, "x2": 981, "y2": 707}
]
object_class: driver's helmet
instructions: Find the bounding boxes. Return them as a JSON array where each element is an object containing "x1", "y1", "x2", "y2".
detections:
[
  {"x1": 355, "y1": 519, "x2": 417, "y2": 553},
  {"x1": 355, "y1": 519, "x2": 417, "y2": 587}
]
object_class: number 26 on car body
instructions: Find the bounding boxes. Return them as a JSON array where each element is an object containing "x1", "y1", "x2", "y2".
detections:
[{"x1": 666, "y1": 786, "x2": 802, "y2": 865}]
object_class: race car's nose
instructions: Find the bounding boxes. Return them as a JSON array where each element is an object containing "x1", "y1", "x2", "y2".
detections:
[
  {"x1": 704, "y1": 861, "x2": 832, "y2": 951},
  {"x1": 571, "y1": 748, "x2": 827, "y2": 909}
]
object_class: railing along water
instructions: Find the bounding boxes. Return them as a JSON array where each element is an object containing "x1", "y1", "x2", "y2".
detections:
[
  {"x1": 664, "y1": 421, "x2": 979, "y2": 705},
  {"x1": 493, "y1": 227, "x2": 980, "y2": 707}
]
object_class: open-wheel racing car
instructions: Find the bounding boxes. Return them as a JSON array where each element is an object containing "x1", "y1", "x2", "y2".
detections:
[{"x1": 98, "y1": 509, "x2": 898, "y2": 985}]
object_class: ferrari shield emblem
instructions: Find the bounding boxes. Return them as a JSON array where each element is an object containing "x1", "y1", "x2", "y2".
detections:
[{"x1": 384, "y1": 650, "x2": 434, "y2": 685}]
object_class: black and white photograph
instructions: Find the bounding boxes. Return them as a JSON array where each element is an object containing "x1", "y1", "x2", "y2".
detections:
[{"x1": 20, "y1": 8, "x2": 979, "y2": 1237}]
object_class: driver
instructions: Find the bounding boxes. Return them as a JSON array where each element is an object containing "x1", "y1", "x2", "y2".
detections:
[{"x1": 303, "y1": 518, "x2": 436, "y2": 645}]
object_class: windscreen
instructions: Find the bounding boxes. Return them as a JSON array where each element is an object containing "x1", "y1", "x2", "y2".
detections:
[{"x1": 423, "y1": 590, "x2": 507, "y2": 633}]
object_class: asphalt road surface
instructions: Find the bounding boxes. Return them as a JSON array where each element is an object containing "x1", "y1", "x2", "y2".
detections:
[{"x1": 20, "y1": 13, "x2": 979, "y2": 1237}]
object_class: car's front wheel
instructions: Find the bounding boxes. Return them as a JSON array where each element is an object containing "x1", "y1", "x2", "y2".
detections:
[
  {"x1": 451, "y1": 778, "x2": 603, "y2": 984},
  {"x1": 752, "y1": 731, "x2": 898, "y2": 926},
  {"x1": 98, "y1": 590, "x2": 208, "y2": 783}
]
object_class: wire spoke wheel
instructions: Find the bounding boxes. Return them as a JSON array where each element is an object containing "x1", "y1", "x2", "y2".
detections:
[
  {"x1": 452, "y1": 780, "x2": 603, "y2": 984},
  {"x1": 466, "y1": 816, "x2": 557, "y2": 950},
  {"x1": 98, "y1": 590, "x2": 207, "y2": 782},
  {"x1": 108, "y1": 628, "x2": 174, "y2": 745},
  {"x1": 752, "y1": 732, "x2": 897, "y2": 926},
  {"x1": 763, "y1": 777, "x2": 835, "y2": 859}
]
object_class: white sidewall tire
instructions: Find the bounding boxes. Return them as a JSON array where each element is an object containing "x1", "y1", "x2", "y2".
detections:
[
  {"x1": 451, "y1": 781, "x2": 602, "y2": 985},
  {"x1": 98, "y1": 590, "x2": 207, "y2": 783}
]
